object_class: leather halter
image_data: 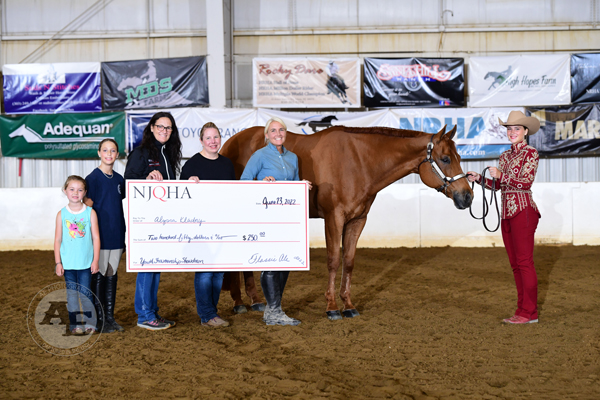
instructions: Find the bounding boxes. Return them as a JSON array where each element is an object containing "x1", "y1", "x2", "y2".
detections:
[{"x1": 418, "y1": 134, "x2": 467, "y2": 194}]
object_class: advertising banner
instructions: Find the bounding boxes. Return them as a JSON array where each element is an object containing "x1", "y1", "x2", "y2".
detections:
[
  {"x1": 0, "y1": 112, "x2": 125, "y2": 158},
  {"x1": 256, "y1": 108, "x2": 395, "y2": 135},
  {"x1": 124, "y1": 107, "x2": 522, "y2": 160},
  {"x1": 2, "y1": 62, "x2": 102, "y2": 114},
  {"x1": 571, "y1": 53, "x2": 600, "y2": 104},
  {"x1": 363, "y1": 58, "x2": 464, "y2": 108},
  {"x1": 469, "y1": 55, "x2": 570, "y2": 107},
  {"x1": 125, "y1": 108, "x2": 256, "y2": 157},
  {"x1": 253, "y1": 58, "x2": 361, "y2": 108},
  {"x1": 527, "y1": 105, "x2": 600, "y2": 157},
  {"x1": 391, "y1": 108, "x2": 522, "y2": 159},
  {"x1": 102, "y1": 56, "x2": 208, "y2": 110},
  {"x1": 126, "y1": 180, "x2": 310, "y2": 272}
]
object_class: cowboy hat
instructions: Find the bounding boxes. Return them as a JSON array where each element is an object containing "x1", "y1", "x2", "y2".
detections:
[{"x1": 498, "y1": 110, "x2": 540, "y2": 135}]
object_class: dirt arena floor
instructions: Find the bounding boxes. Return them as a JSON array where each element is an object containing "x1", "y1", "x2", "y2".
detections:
[{"x1": 1, "y1": 245, "x2": 599, "y2": 399}]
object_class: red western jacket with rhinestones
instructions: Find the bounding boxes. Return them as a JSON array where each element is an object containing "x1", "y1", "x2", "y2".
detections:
[{"x1": 477, "y1": 140, "x2": 541, "y2": 220}]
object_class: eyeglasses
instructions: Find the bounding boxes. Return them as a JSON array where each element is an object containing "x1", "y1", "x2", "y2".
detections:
[{"x1": 154, "y1": 124, "x2": 173, "y2": 132}]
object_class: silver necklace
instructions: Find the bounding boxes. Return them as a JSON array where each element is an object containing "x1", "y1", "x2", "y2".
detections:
[{"x1": 101, "y1": 169, "x2": 113, "y2": 179}]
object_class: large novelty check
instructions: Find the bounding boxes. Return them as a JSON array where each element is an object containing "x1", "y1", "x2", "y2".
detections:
[{"x1": 126, "y1": 180, "x2": 310, "y2": 272}]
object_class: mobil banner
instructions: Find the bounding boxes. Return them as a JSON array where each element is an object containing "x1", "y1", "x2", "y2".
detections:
[
  {"x1": 469, "y1": 55, "x2": 570, "y2": 107},
  {"x1": 253, "y1": 58, "x2": 361, "y2": 108},
  {"x1": 363, "y1": 58, "x2": 465, "y2": 108},
  {"x1": 0, "y1": 112, "x2": 125, "y2": 158},
  {"x1": 390, "y1": 108, "x2": 523, "y2": 159},
  {"x1": 256, "y1": 108, "x2": 395, "y2": 135},
  {"x1": 571, "y1": 53, "x2": 600, "y2": 104},
  {"x1": 527, "y1": 105, "x2": 600, "y2": 156},
  {"x1": 125, "y1": 108, "x2": 256, "y2": 157},
  {"x1": 2, "y1": 62, "x2": 101, "y2": 114},
  {"x1": 102, "y1": 56, "x2": 208, "y2": 110}
]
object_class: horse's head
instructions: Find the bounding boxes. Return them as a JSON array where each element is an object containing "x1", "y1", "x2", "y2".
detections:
[{"x1": 418, "y1": 125, "x2": 473, "y2": 210}]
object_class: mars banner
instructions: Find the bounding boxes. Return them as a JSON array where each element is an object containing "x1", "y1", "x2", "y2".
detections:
[
  {"x1": 527, "y1": 105, "x2": 600, "y2": 157},
  {"x1": 2, "y1": 62, "x2": 102, "y2": 114},
  {"x1": 252, "y1": 58, "x2": 361, "y2": 108},
  {"x1": 363, "y1": 58, "x2": 465, "y2": 108},
  {"x1": 571, "y1": 53, "x2": 600, "y2": 104},
  {"x1": 469, "y1": 54, "x2": 570, "y2": 107},
  {"x1": 101, "y1": 56, "x2": 208, "y2": 110}
]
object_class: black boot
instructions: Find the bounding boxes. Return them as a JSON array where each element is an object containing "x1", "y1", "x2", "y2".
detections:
[
  {"x1": 92, "y1": 272, "x2": 107, "y2": 333},
  {"x1": 105, "y1": 273, "x2": 124, "y2": 332}
]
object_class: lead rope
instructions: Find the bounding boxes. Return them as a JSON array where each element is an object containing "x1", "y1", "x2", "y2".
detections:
[{"x1": 468, "y1": 167, "x2": 501, "y2": 232}]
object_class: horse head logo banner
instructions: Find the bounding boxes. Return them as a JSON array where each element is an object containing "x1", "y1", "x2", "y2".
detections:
[{"x1": 468, "y1": 55, "x2": 571, "y2": 107}]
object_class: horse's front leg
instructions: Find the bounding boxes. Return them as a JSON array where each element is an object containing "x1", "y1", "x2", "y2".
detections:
[
  {"x1": 243, "y1": 271, "x2": 265, "y2": 311},
  {"x1": 226, "y1": 272, "x2": 248, "y2": 314},
  {"x1": 340, "y1": 217, "x2": 368, "y2": 318},
  {"x1": 324, "y1": 213, "x2": 344, "y2": 321}
]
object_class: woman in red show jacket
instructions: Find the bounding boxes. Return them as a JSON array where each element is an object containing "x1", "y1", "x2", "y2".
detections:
[{"x1": 467, "y1": 110, "x2": 542, "y2": 325}]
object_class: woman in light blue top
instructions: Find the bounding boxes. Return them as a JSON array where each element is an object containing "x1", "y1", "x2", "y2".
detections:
[{"x1": 240, "y1": 117, "x2": 311, "y2": 326}]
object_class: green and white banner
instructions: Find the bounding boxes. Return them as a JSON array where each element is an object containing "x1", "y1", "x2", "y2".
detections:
[{"x1": 0, "y1": 112, "x2": 125, "y2": 158}]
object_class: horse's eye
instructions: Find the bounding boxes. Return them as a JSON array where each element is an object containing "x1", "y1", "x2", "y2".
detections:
[{"x1": 441, "y1": 156, "x2": 451, "y2": 164}]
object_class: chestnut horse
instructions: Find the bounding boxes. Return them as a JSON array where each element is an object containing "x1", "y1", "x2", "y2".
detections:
[{"x1": 221, "y1": 125, "x2": 473, "y2": 320}]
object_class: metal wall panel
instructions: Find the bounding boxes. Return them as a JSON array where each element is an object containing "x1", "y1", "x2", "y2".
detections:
[{"x1": 3, "y1": 0, "x2": 206, "y2": 36}]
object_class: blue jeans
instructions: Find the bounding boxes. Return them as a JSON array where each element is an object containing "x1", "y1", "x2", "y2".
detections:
[
  {"x1": 194, "y1": 272, "x2": 224, "y2": 323},
  {"x1": 64, "y1": 269, "x2": 94, "y2": 328},
  {"x1": 134, "y1": 272, "x2": 161, "y2": 323}
]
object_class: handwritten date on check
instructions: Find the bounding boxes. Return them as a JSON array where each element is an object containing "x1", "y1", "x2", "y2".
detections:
[{"x1": 125, "y1": 180, "x2": 310, "y2": 272}]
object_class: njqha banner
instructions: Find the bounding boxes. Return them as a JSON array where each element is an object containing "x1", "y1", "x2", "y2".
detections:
[
  {"x1": 2, "y1": 62, "x2": 102, "y2": 114},
  {"x1": 571, "y1": 53, "x2": 600, "y2": 104},
  {"x1": 0, "y1": 112, "x2": 125, "y2": 158},
  {"x1": 391, "y1": 108, "x2": 522, "y2": 159},
  {"x1": 101, "y1": 56, "x2": 208, "y2": 110},
  {"x1": 468, "y1": 55, "x2": 570, "y2": 107},
  {"x1": 363, "y1": 58, "x2": 465, "y2": 108},
  {"x1": 527, "y1": 105, "x2": 600, "y2": 157},
  {"x1": 252, "y1": 58, "x2": 361, "y2": 108},
  {"x1": 123, "y1": 107, "x2": 523, "y2": 160}
]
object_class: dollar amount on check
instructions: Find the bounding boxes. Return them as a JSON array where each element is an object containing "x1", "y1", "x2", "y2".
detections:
[{"x1": 126, "y1": 180, "x2": 310, "y2": 272}]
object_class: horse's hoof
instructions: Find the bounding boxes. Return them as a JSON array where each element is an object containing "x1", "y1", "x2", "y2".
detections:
[
  {"x1": 251, "y1": 303, "x2": 265, "y2": 312},
  {"x1": 233, "y1": 305, "x2": 248, "y2": 314},
  {"x1": 326, "y1": 311, "x2": 342, "y2": 321},
  {"x1": 342, "y1": 309, "x2": 360, "y2": 318}
]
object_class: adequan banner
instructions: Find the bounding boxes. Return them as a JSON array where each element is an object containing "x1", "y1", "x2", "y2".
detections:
[
  {"x1": 0, "y1": 112, "x2": 125, "y2": 158},
  {"x1": 571, "y1": 53, "x2": 600, "y2": 104},
  {"x1": 102, "y1": 56, "x2": 208, "y2": 110},
  {"x1": 469, "y1": 55, "x2": 571, "y2": 107},
  {"x1": 253, "y1": 58, "x2": 361, "y2": 108},
  {"x1": 363, "y1": 58, "x2": 465, "y2": 108},
  {"x1": 527, "y1": 105, "x2": 600, "y2": 156},
  {"x1": 2, "y1": 62, "x2": 102, "y2": 114}
]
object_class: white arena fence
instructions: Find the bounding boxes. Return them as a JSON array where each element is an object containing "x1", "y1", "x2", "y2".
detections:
[{"x1": 1, "y1": 182, "x2": 598, "y2": 251}]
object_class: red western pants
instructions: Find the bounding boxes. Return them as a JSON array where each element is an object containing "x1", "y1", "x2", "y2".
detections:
[{"x1": 501, "y1": 207, "x2": 540, "y2": 320}]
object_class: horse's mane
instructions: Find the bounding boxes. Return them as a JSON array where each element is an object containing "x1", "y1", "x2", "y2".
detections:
[{"x1": 341, "y1": 126, "x2": 424, "y2": 138}]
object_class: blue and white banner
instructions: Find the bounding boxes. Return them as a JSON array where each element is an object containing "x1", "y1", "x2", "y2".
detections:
[
  {"x1": 2, "y1": 62, "x2": 102, "y2": 114},
  {"x1": 125, "y1": 107, "x2": 518, "y2": 160},
  {"x1": 468, "y1": 55, "x2": 570, "y2": 107},
  {"x1": 125, "y1": 108, "x2": 256, "y2": 157}
]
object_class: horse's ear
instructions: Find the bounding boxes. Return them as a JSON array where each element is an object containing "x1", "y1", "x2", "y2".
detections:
[
  {"x1": 436, "y1": 125, "x2": 447, "y2": 138},
  {"x1": 444, "y1": 125, "x2": 457, "y2": 140}
]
